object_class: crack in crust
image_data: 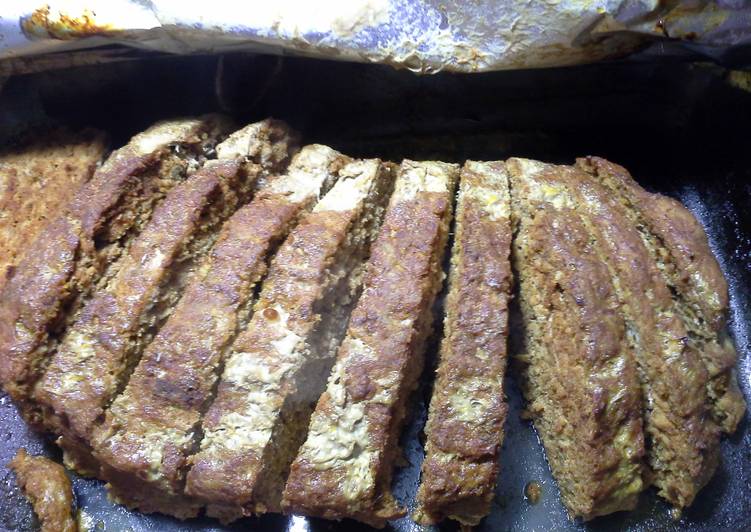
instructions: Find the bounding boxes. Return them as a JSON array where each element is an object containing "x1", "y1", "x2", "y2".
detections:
[{"x1": 577, "y1": 157, "x2": 745, "y2": 435}]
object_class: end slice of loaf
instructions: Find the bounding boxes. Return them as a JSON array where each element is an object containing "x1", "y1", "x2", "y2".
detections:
[
  {"x1": 578, "y1": 156, "x2": 746, "y2": 435},
  {"x1": 0, "y1": 127, "x2": 108, "y2": 291},
  {"x1": 33, "y1": 120, "x2": 298, "y2": 475}
]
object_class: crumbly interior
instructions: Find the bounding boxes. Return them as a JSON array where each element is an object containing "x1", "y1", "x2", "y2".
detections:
[
  {"x1": 251, "y1": 161, "x2": 395, "y2": 515},
  {"x1": 0, "y1": 118, "x2": 226, "y2": 407},
  {"x1": 90, "y1": 144, "x2": 343, "y2": 519},
  {"x1": 185, "y1": 159, "x2": 393, "y2": 523},
  {"x1": 9, "y1": 449, "x2": 77, "y2": 532},
  {"x1": 282, "y1": 160, "x2": 458, "y2": 528}
]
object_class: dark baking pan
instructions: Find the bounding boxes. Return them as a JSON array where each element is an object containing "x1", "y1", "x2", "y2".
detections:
[{"x1": 1, "y1": 54, "x2": 749, "y2": 532}]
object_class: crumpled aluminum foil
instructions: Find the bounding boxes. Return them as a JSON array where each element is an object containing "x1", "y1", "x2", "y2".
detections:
[{"x1": 1, "y1": 1, "x2": 750, "y2": 75}]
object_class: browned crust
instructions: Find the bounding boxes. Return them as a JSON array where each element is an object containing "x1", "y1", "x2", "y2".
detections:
[
  {"x1": 0, "y1": 117, "x2": 228, "y2": 404},
  {"x1": 566, "y1": 163, "x2": 719, "y2": 507},
  {"x1": 282, "y1": 162, "x2": 458, "y2": 528},
  {"x1": 34, "y1": 160, "x2": 240, "y2": 441},
  {"x1": 90, "y1": 193, "x2": 305, "y2": 518},
  {"x1": 577, "y1": 157, "x2": 745, "y2": 434},
  {"x1": 9, "y1": 449, "x2": 77, "y2": 532},
  {"x1": 0, "y1": 128, "x2": 108, "y2": 292},
  {"x1": 508, "y1": 159, "x2": 646, "y2": 518},
  {"x1": 578, "y1": 158, "x2": 729, "y2": 326},
  {"x1": 414, "y1": 161, "x2": 512, "y2": 526},
  {"x1": 186, "y1": 161, "x2": 393, "y2": 522},
  {"x1": 535, "y1": 211, "x2": 645, "y2": 515}
]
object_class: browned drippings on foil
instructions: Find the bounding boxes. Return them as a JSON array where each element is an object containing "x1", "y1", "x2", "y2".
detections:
[{"x1": 21, "y1": 5, "x2": 117, "y2": 40}]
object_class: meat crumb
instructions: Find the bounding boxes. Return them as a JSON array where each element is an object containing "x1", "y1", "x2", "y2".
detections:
[{"x1": 9, "y1": 449, "x2": 77, "y2": 532}]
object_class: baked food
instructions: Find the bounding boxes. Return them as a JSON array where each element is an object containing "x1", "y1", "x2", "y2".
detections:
[
  {"x1": 0, "y1": 136, "x2": 742, "y2": 528},
  {"x1": 282, "y1": 160, "x2": 458, "y2": 528},
  {"x1": 414, "y1": 160, "x2": 512, "y2": 526},
  {"x1": 509, "y1": 157, "x2": 728, "y2": 513},
  {"x1": 186, "y1": 157, "x2": 395, "y2": 522},
  {"x1": 0, "y1": 127, "x2": 108, "y2": 291},
  {"x1": 0, "y1": 116, "x2": 231, "y2": 406},
  {"x1": 33, "y1": 120, "x2": 297, "y2": 476},
  {"x1": 507, "y1": 158, "x2": 646, "y2": 519},
  {"x1": 91, "y1": 145, "x2": 350, "y2": 518},
  {"x1": 562, "y1": 159, "x2": 721, "y2": 508},
  {"x1": 578, "y1": 157, "x2": 746, "y2": 435},
  {"x1": 9, "y1": 449, "x2": 76, "y2": 532}
]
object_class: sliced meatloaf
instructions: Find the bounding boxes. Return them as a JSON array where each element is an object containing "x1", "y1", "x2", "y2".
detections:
[
  {"x1": 507, "y1": 158, "x2": 646, "y2": 519},
  {"x1": 578, "y1": 157, "x2": 745, "y2": 435},
  {"x1": 282, "y1": 160, "x2": 458, "y2": 528},
  {"x1": 186, "y1": 158, "x2": 394, "y2": 523},
  {"x1": 91, "y1": 145, "x2": 351, "y2": 518},
  {"x1": 33, "y1": 120, "x2": 297, "y2": 475},
  {"x1": 414, "y1": 160, "x2": 512, "y2": 526},
  {"x1": 0, "y1": 116, "x2": 231, "y2": 406}
]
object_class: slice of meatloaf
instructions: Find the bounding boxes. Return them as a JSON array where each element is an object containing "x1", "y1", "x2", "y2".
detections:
[
  {"x1": 507, "y1": 158, "x2": 646, "y2": 519},
  {"x1": 0, "y1": 115, "x2": 231, "y2": 406},
  {"x1": 282, "y1": 160, "x2": 458, "y2": 528},
  {"x1": 578, "y1": 156, "x2": 746, "y2": 435},
  {"x1": 0, "y1": 127, "x2": 108, "y2": 291},
  {"x1": 33, "y1": 120, "x2": 297, "y2": 476},
  {"x1": 414, "y1": 160, "x2": 512, "y2": 527},
  {"x1": 186, "y1": 158, "x2": 394, "y2": 523},
  {"x1": 90, "y1": 145, "x2": 351, "y2": 519}
]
